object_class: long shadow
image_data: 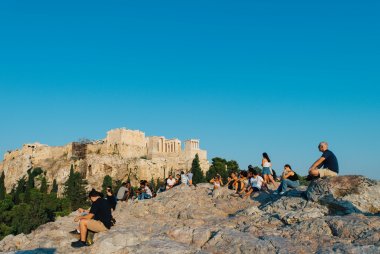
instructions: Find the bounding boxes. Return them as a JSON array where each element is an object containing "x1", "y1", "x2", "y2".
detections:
[{"x1": 15, "y1": 248, "x2": 56, "y2": 254}]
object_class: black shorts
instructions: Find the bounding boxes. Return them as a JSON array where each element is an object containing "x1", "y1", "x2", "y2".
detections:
[{"x1": 252, "y1": 187, "x2": 260, "y2": 192}]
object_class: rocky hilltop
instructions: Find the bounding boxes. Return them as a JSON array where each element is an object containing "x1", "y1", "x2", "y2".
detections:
[
  {"x1": 0, "y1": 128, "x2": 209, "y2": 193},
  {"x1": 1, "y1": 175, "x2": 379, "y2": 254}
]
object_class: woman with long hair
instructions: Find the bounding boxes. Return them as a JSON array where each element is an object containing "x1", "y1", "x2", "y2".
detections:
[{"x1": 261, "y1": 152, "x2": 277, "y2": 188}]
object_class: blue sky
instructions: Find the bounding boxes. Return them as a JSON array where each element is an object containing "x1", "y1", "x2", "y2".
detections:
[{"x1": 0, "y1": 0, "x2": 379, "y2": 179}]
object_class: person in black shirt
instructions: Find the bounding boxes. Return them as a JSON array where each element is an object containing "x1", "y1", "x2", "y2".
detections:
[
  {"x1": 273, "y1": 164, "x2": 300, "y2": 195},
  {"x1": 105, "y1": 186, "x2": 117, "y2": 211},
  {"x1": 71, "y1": 189, "x2": 112, "y2": 248},
  {"x1": 308, "y1": 142, "x2": 339, "y2": 179}
]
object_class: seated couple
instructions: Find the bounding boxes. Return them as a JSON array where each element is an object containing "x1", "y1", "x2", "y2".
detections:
[{"x1": 136, "y1": 180, "x2": 153, "y2": 200}]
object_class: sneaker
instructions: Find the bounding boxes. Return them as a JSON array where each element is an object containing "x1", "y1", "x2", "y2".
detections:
[
  {"x1": 69, "y1": 229, "x2": 80, "y2": 235},
  {"x1": 273, "y1": 191, "x2": 279, "y2": 195},
  {"x1": 279, "y1": 192, "x2": 285, "y2": 195},
  {"x1": 71, "y1": 240, "x2": 87, "y2": 248}
]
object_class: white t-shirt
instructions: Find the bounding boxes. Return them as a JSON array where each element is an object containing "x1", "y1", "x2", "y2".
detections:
[
  {"x1": 145, "y1": 186, "x2": 152, "y2": 196},
  {"x1": 250, "y1": 176, "x2": 264, "y2": 189},
  {"x1": 167, "y1": 178, "x2": 176, "y2": 186}
]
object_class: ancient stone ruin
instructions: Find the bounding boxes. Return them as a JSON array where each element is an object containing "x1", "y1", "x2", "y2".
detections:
[{"x1": 0, "y1": 128, "x2": 209, "y2": 193}]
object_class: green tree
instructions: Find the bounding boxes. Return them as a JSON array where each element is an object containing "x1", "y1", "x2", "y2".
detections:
[
  {"x1": 150, "y1": 177, "x2": 156, "y2": 192},
  {"x1": 40, "y1": 177, "x2": 48, "y2": 193},
  {"x1": 12, "y1": 177, "x2": 26, "y2": 204},
  {"x1": 102, "y1": 175, "x2": 113, "y2": 195},
  {"x1": 226, "y1": 160, "x2": 240, "y2": 177},
  {"x1": 0, "y1": 171, "x2": 6, "y2": 200},
  {"x1": 63, "y1": 165, "x2": 88, "y2": 210},
  {"x1": 113, "y1": 180, "x2": 123, "y2": 194},
  {"x1": 206, "y1": 157, "x2": 228, "y2": 183},
  {"x1": 51, "y1": 179, "x2": 58, "y2": 194},
  {"x1": 191, "y1": 154, "x2": 204, "y2": 184}
]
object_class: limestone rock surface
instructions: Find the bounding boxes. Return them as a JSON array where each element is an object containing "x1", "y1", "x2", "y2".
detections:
[{"x1": 1, "y1": 176, "x2": 379, "y2": 254}]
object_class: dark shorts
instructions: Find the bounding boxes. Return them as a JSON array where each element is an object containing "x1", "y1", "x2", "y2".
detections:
[
  {"x1": 262, "y1": 167, "x2": 272, "y2": 175},
  {"x1": 252, "y1": 187, "x2": 260, "y2": 192}
]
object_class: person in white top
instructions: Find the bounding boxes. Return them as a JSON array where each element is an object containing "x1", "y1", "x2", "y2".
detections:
[
  {"x1": 166, "y1": 175, "x2": 176, "y2": 190},
  {"x1": 243, "y1": 170, "x2": 264, "y2": 199},
  {"x1": 261, "y1": 152, "x2": 278, "y2": 188}
]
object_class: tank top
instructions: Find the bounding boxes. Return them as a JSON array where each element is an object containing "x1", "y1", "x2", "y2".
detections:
[
  {"x1": 288, "y1": 172, "x2": 299, "y2": 181},
  {"x1": 263, "y1": 161, "x2": 271, "y2": 168}
]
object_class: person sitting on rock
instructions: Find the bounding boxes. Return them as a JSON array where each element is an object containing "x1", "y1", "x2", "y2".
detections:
[
  {"x1": 174, "y1": 174, "x2": 182, "y2": 186},
  {"x1": 180, "y1": 171, "x2": 189, "y2": 185},
  {"x1": 71, "y1": 189, "x2": 112, "y2": 248},
  {"x1": 105, "y1": 186, "x2": 117, "y2": 211},
  {"x1": 227, "y1": 172, "x2": 238, "y2": 190},
  {"x1": 307, "y1": 141, "x2": 339, "y2": 180},
  {"x1": 273, "y1": 164, "x2": 300, "y2": 195},
  {"x1": 243, "y1": 169, "x2": 264, "y2": 199},
  {"x1": 241, "y1": 169, "x2": 253, "y2": 197},
  {"x1": 238, "y1": 171, "x2": 249, "y2": 196},
  {"x1": 209, "y1": 174, "x2": 223, "y2": 198},
  {"x1": 166, "y1": 175, "x2": 176, "y2": 190},
  {"x1": 138, "y1": 180, "x2": 152, "y2": 200},
  {"x1": 210, "y1": 174, "x2": 223, "y2": 192},
  {"x1": 116, "y1": 182, "x2": 128, "y2": 202}
]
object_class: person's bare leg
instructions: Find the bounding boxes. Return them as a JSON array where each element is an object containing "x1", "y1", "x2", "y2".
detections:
[
  {"x1": 243, "y1": 189, "x2": 253, "y2": 199},
  {"x1": 79, "y1": 219, "x2": 88, "y2": 242},
  {"x1": 263, "y1": 175, "x2": 268, "y2": 184},
  {"x1": 269, "y1": 175, "x2": 277, "y2": 188}
]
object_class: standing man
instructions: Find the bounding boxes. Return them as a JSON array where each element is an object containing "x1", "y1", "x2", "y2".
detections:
[
  {"x1": 187, "y1": 171, "x2": 193, "y2": 186},
  {"x1": 71, "y1": 189, "x2": 112, "y2": 248},
  {"x1": 308, "y1": 141, "x2": 339, "y2": 179}
]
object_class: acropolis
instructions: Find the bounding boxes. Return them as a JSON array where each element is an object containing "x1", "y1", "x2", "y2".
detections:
[{"x1": 0, "y1": 128, "x2": 209, "y2": 192}]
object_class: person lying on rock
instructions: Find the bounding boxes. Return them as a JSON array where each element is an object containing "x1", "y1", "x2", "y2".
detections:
[
  {"x1": 307, "y1": 141, "x2": 339, "y2": 180},
  {"x1": 243, "y1": 169, "x2": 264, "y2": 199},
  {"x1": 273, "y1": 164, "x2": 300, "y2": 195},
  {"x1": 71, "y1": 189, "x2": 113, "y2": 248}
]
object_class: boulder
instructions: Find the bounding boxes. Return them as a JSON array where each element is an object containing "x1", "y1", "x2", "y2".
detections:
[{"x1": 306, "y1": 175, "x2": 380, "y2": 214}]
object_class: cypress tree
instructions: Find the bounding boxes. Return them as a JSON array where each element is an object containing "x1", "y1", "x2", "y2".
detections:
[
  {"x1": 51, "y1": 179, "x2": 58, "y2": 194},
  {"x1": 191, "y1": 154, "x2": 204, "y2": 184},
  {"x1": 102, "y1": 175, "x2": 113, "y2": 195},
  {"x1": 63, "y1": 165, "x2": 88, "y2": 210},
  {"x1": 40, "y1": 177, "x2": 48, "y2": 193},
  {"x1": 0, "y1": 171, "x2": 5, "y2": 200}
]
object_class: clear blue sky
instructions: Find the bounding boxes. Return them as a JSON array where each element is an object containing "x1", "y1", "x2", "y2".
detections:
[{"x1": 0, "y1": 1, "x2": 379, "y2": 179}]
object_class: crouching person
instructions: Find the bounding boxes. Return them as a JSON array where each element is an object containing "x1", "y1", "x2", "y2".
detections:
[{"x1": 71, "y1": 189, "x2": 112, "y2": 248}]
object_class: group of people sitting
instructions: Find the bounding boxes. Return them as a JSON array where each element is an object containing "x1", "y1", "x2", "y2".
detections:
[
  {"x1": 70, "y1": 141, "x2": 339, "y2": 248},
  {"x1": 210, "y1": 141, "x2": 339, "y2": 198}
]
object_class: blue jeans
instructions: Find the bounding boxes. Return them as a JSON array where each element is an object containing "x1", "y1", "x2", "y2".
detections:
[
  {"x1": 138, "y1": 193, "x2": 152, "y2": 200},
  {"x1": 277, "y1": 179, "x2": 299, "y2": 193}
]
